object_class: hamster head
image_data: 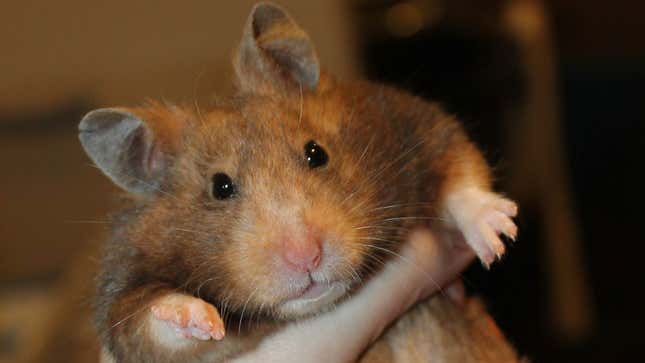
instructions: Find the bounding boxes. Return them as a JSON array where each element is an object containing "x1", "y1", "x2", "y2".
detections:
[{"x1": 79, "y1": 3, "x2": 418, "y2": 320}]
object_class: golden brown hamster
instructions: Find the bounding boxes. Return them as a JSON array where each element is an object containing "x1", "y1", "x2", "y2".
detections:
[{"x1": 78, "y1": 2, "x2": 519, "y2": 362}]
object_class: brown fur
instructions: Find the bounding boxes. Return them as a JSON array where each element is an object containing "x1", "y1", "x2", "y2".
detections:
[
  {"x1": 93, "y1": 79, "x2": 516, "y2": 362},
  {"x1": 87, "y1": 3, "x2": 518, "y2": 362},
  {"x1": 360, "y1": 296, "x2": 518, "y2": 363}
]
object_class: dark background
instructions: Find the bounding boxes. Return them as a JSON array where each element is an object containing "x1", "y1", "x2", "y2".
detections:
[
  {"x1": 352, "y1": 1, "x2": 644, "y2": 361},
  {"x1": 1, "y1": 1, "x2": 643, "y2": 362}
]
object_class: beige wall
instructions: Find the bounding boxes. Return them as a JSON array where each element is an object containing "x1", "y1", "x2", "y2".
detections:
[
  {"x1": 0, "y1": 0, "x2": 359, "y2": 118},
  {"x1": 0, "y1": 0, "x2": 359, "y2": 283}
]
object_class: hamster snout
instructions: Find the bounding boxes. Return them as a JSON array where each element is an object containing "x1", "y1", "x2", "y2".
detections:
[
  {"x1": 224, "y1": 184, "x2": 366, "y2": 317},
  {"x1": 256, "y1": 220, "x2": 352, "y2": 316},
  {"x1": 280, "y1": 231, "x2": 322, "y2": 273}
]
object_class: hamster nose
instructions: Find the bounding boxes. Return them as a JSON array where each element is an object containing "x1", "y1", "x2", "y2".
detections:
[{"x1": 281, "y1": 236, "x2": 322, "y2": 273}]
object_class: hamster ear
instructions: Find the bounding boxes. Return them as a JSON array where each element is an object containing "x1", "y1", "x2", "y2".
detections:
[
  {"x1": 78, "y1": 108, "x2": 173, "y2": 195},
  {"x1": 234, "y1": 2, "x2": 320, "y2": 95}
]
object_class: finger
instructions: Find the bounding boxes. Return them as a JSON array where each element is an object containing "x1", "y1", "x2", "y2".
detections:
[
  {"x1": 443, "y1": 278, "x2": 466, "y2": 307},
  {"x1": 403, "y1": 228, "x2": 474, "y2": 293}
]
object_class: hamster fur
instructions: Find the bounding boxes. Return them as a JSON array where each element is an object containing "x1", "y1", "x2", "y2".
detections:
[{"x1": 79, "y1": 3, "x2": 520, "y2": 362}]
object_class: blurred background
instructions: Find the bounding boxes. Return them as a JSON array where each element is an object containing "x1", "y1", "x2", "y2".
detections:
[{"x1": 0, "y1": 0, "x2": 642, "y2": 361}]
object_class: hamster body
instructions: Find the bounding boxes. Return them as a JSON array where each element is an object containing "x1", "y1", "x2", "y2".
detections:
[{"x1": 80, "y1": 3, "x2": 519, "y2": 362}]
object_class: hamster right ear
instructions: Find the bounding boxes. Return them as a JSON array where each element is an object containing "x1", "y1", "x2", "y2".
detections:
[
  {"x1": 78, "y1": 108, "x2": 173, "y2": 195},
  {"x1": 233, "y1": 2, "x2": 320, "y2": 95}
]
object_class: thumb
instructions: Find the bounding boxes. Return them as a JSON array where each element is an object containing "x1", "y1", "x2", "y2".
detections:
[{"x1": 363, "y1": 228, "x2": 474, "y2": 334}]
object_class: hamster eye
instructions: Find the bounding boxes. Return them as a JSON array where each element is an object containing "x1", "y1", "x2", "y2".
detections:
[
  {"x1": 304, "y1": 140, "x2": 328, "y2": 168},
  {"x1": 211, "y1": 173, "x2": 236, "y2": 200}
]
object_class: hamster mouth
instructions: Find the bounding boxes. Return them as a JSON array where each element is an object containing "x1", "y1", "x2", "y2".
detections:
[{"x1": 277, "y1": 281, "x2": 348, "y2": 316}]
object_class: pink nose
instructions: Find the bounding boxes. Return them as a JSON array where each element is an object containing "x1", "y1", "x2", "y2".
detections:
[{"x1": 281, "y1": 236, "x2": 322, "y2": 273}]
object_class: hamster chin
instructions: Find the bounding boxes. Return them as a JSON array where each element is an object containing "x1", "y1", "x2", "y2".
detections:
[{"x1": 276, "y1": 280, "x2": 349, "y2": 317}]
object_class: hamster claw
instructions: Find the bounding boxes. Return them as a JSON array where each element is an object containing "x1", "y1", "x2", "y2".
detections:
[{"x1": 447, "y1": 189, "x2": 519, "y2": 268}]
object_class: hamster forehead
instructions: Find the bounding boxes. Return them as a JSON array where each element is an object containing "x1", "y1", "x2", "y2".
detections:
[{"x1": 194, "y1": 95, "x2": 347, "y2": 174}]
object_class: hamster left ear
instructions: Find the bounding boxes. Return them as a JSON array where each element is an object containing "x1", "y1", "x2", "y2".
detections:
[
  {"x1": 234, "y1": 2, "x2": 320, "y2": 95},
  {"x1": 78, "y1": 105, "x2": 186, "y2": 195}
]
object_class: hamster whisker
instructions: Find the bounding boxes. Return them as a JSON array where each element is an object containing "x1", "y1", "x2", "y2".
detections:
[
  {"x1": 348, "y1": 270, "x2": 363, "y2": 285},
  {"x1": 108, "y1": 285, "x2": 189, "y2": 332},
  {"x1": 110, "y1": 307, "x2": 146, "y2": 330},
  {"x1": 380, "y1": 216, "x2": 447, "y2": 223},
  {"x1": 196, "y1": 277, "x2": 218, "y2": 299},
  {"x1": 345, "y1": 197, "x2": 373, "y2": 217},
  {"x1": 253, "y1": 300, "x2": 267, "y2": 330},
  {"x1": 338, "y1": 190, "x2": 358, "y2": 208},
  {"x1": 364, "y1": 139, "x2": 425, "y2": 185},
  {"x1": 218, "y1": 293, "x2": 233, "y2": 325},
  {"x1": 367, "y1": 202, "x2": 433, "y2": 212},
  {"x1": 183, "y1": 258, "x2": 228, "y2": 295},
  {"x1": 238, "y1": 287, "x2": 259, "y2": 334},
  {"x1": 357, "y1": 242, "x2": 443, "y2": 295},
  {"x1": 387, "y1": 156, "x2": 425, "y2": 183},
  {"x1": 358, "y1": 237, "x2": 400, "y2": 246},
  {"x1": 328, "y1": 263, "x2": 360, "y2": 294},
  {"x1": 347, "y1": 261, "x2": 364, "y2": 284},
  {"x1": 357, "y1": 262, "x2": 382, "y2": 279},
  {"x1": 341, "y1": 178, "x2": 381, "y2": 210},
  {"x1": 353, "y1": 225, "x2": 410, "y2": 234},
  {"x1": 356, "y1": 243, "x2": 404, "y2": 271},
  {"x1": 356, "y1": 136, "x2": 376, "y2": 168},
  {"x1": 338, "y1": 163, "x2": 379, "y2": 210},
  {"x1": 113, "y1": 287, "x2": 196, "y2": 333},
  {"x1": 360, "y1": 252, "x2": 388, "y2": 272}
]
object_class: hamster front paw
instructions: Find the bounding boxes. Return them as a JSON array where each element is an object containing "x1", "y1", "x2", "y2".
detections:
[
  {"x1": 151, "y1": 293, "x2": 225, "y2": 341},
  {"x1": 445, "y1": 188, "x2": 518, "y2": 268}
]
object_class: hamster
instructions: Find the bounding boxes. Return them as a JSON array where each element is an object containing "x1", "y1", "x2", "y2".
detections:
[{"x1": 79, "y1": 2, "x2": 519, "y2": 362}]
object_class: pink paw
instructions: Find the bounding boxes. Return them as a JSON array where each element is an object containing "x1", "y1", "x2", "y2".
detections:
[
  {"x1": 151, "y1": 294, "x2": 225, "y2": 341},
  {"x1": 447, "y1": 189, "x2": 518, "y2": 268}
]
